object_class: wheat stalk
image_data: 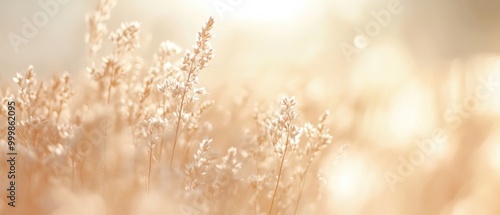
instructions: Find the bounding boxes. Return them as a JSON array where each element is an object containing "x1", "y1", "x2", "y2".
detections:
[
  {"x1": 267, "y1": 97, "x2": 302, "y2": 215},
  {"x1": 293, "y1": 111, "x2": 332, "y2": 215},
  {"x1": 160, "y1": 17, "x2": 215, "y2": 168},
  {"x1": 0, "y1": 2, "x2": 344, "y2": 213}
]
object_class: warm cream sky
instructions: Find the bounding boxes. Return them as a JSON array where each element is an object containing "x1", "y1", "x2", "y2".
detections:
[
  {"x1": 1, "y1": 0, "x2": 500, "y2": 82},
  {"x1": 2, "y1": 1, "x2": 500, "y2": 214}
]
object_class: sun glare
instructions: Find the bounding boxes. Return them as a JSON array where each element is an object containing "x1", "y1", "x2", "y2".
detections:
[
  {"x1": 388, "y1": 82, "x2": 435, "y2": 143},
  {"x1": 235, "y1": 0, "x2": 307, "y2": 22},
  {"x1": 330, "y1": 0, "x2": 368, "y2": 21},
  {"x1": 328, "y1": 156, "x2": 367, "y2": 200}
]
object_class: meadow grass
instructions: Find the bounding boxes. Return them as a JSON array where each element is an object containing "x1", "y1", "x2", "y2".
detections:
[{"x1": 0, "y1": 1, "x2": 334, "y2": 214}]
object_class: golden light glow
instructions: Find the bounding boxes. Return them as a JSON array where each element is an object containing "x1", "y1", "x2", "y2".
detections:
[
  {"x1": 388, "y1": 82, "x2": 435, "y2": 143},
  {"x1": 485, "y1": 131, "x2": 500, "y2": 172},
  {"x1": 330, "y1": 0, "x2": 368, "y2": 21},
  {"x1": 3, "y1": 0, "x2": 500, "y2": 214},
  {"x1": 351, "y1": 44, "x2": 413, "y2": 92},
  {"x1": 328, "y1": 155, "x2": 369, "y2": 200},
  {"x1": 235, "y1": 0, "x2": 307, "y2": 22}
]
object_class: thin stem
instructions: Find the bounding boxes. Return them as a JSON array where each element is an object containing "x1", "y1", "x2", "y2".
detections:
[
  {"x1": 293, "y1": 162, "x2": 311, "y2": 215},
  {"x1": 255, "y1": 155, "x2": 260, "y2": 215},
  {"x1": 170, "y1": 99, "x2": 184, "y2": 167},
  {"x1": 183, "y1": 143, "x2": 191, "y2": 164},
  {"x1": 170, "y1": 71, "x2": 193, "y2": 168},
  {"x1": 80, "y1": 155, "x2": 85, "y2": 186},
  {"x1": 159, "y1": 96, "x2": 166, "y2": 160},
  {"x1": 71, "y1": 160, "x2": 74, "y2": 189},
  {"x1": 102, "y1": 71, "x2": 114, "y2": 170},
  {"x1": 268, "y1": 134, "x2": 290, "y2": 215},
  {"x1": 147, "y1": 140, "x2": 153, "y2": 193},
  {"x1": 102, "y1": 68, "x2": 114, "y2": 215}
]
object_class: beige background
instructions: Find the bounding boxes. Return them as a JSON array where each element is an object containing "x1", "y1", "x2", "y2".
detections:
[{"x1": 1, "y1": 0, "x2": 499, "y2": 82}]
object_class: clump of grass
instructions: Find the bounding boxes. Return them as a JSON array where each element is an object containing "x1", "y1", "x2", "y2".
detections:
[
  {"x1": 294, "y1": 111, "x2": 332, "y2": 214},
  {"x1": 157, "y1": 17, "x2": 215, "y2": 167},
  {"x1": 266, "y1": 97, "x2": 302, "y2": 215},
  {"x1": 85, "y1": 0, "x2": 116, "y2": 60},
  {"x1": 0, "y1": 1, "x2": 336, "y2": 214}
]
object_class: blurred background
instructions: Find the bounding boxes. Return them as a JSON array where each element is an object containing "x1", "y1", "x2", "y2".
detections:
[
  {"x1": 1, "y1": 0, "x2": 500, "y2": 214},
  {"x1": 2, "y1": 0, "x2": 499, "y2": 79}
]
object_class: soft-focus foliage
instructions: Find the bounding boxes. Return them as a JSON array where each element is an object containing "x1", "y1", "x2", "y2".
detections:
[{"x1": 1, "y1": 0, "x2": 500, "y2": 215}]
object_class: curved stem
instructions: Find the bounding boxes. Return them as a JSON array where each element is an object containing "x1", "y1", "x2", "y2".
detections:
[
  {"x1": 170, "y1": 102, "x2": 183, "y2": 167},
  {"x1": 103, "y1": 70, "x2": 114, "y2": 170},
  {"x1": 293, "y1": 164, "x2": 310, "y2": 215},
  {"x1": 159, "y1": 96, "x2": 166, "y2": 160},
  {"x1": 147, "y1": 140, "x2": 153, "y2": 193},
  {"x1": 268, "y1": 135, "x2": 289, "y2": 215},
  {"x1": 169, "y1": 71, "x2": 193, "y2": 168}
]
